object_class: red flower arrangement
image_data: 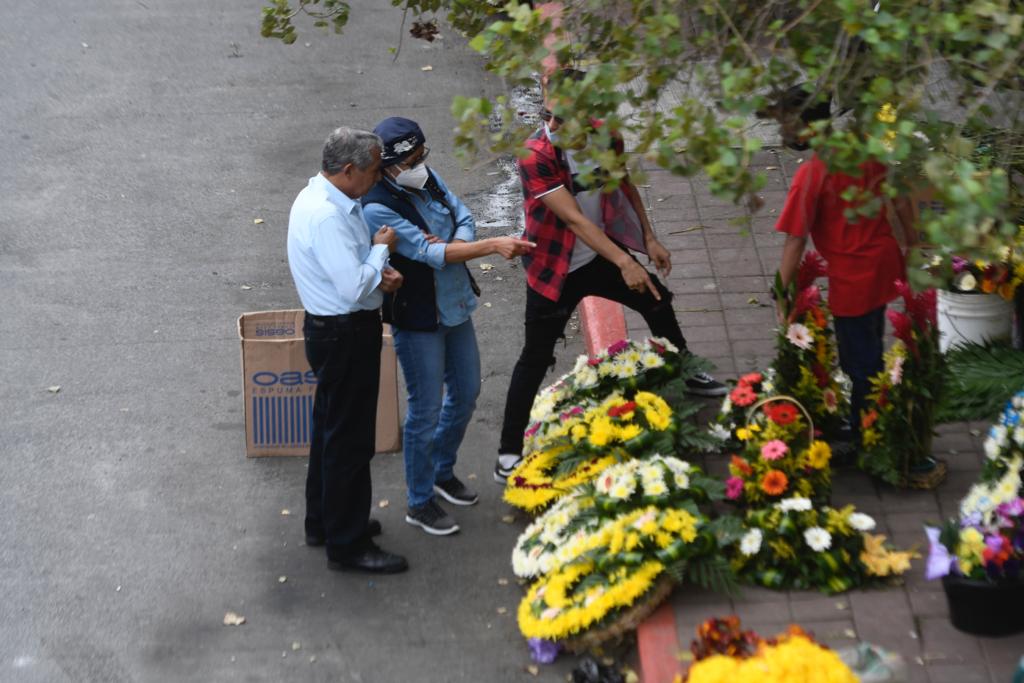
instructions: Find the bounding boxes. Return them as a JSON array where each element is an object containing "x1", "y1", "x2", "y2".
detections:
[
  {"x1": 769, "y1": 251, "x2": 849, "y2": 440},
  {"x1": 858, "y1": 281, "x2": 946, "y2": 487}
]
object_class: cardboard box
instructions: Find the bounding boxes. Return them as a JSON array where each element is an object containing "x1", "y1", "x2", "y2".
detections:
[{"x1": 237, "y1": 310, "x2": 401, "y2": 457}]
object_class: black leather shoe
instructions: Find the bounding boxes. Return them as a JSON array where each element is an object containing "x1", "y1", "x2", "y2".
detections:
[
  {"x1": 305, "y1": 518, "x2": 382, "y2": 547},
  {"x1": 327, "y1": 541, "x2": 408, "y2": 574}
]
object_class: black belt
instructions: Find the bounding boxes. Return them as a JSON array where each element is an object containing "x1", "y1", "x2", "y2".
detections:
[{"x1": 305, "y1": 309, "x2": 380, "y2": 327}]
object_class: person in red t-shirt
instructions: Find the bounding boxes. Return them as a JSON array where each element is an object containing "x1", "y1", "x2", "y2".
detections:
[
  {"x1": 494, "y1": 73, "x2": 729, "y2": 483},
  {"x1": 773, "y1": 87, "x2": 914, "y2": 447}
]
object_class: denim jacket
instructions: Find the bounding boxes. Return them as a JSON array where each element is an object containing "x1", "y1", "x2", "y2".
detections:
[{"x1": 363, "y1": 173, "x2": 478, "y2": 328}]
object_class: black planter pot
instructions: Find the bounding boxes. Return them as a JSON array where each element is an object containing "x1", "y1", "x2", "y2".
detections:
[{"x1": 942, "y1": 574, "x2": 1024, "y2": 636}]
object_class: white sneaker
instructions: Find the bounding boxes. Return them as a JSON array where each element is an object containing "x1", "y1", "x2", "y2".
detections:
[{"x1": 494, "y1": 453, "x2": 522, "y2": 484}]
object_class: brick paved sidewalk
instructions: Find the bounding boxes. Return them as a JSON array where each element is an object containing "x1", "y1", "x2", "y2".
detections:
[{"x1": 594, "y1": 150, "x2": 1024, "y2": 682}]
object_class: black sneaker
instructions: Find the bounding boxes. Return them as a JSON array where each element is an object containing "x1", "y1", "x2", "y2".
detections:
[
  {"x1": 434, "y1": 476, "x2": 479, "y2": 506},
  {"x1": 684, "y1": 371, "x2": 728, "y2": 397},
  {"x1": 405, "y1": 499, "x2": 460, "y2": 536},
  {"x1": 494, "y1": 454, "x2": 522, "y2": 484}
]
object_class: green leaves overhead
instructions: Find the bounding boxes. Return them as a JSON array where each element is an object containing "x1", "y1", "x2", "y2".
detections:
[{"x1": 262, "y1": 0, "x2": 1024, "y2": 262}]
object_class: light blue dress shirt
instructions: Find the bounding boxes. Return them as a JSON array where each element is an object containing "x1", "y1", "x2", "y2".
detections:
[
  {"x1": 362, "y1": 173, "x2": 478, "y2": 327},
  {"x1": 287, "y1": 174, "x2": 389, "y2": 316}
]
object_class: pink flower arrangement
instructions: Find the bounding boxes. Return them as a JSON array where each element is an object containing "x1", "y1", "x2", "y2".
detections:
[{"x1": 761, "y1": 439, "x2": 789, "y2": 461}]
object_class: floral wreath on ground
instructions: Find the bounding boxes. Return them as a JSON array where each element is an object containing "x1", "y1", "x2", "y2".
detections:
[
  {"x1": 725, "y1": 397, "x2": 831, "y2": 507},
  {"x1": 770, "y1": 251, "x2": 850, "y2": 440},
  {"x1": 858, "y1": 282, "x2": 945, "y2": 487},
  {"x1": 729, "y1": 496, "x2": 915, "y2": 594},
  {"x1": 512, "y1": 455, "x2": 723, "y2": 578},
  {"x1": 527, "y1": 337, "x2": 686, "y2": 428},
  {"x1": 505, "y1": 392, "x2": 677, "y2": 512},
  {"x1": 517, "y1": 505, "x2": 726, "y2": 642},
  {"x1": 684, "y1": 619, "x2": 858, "y2": 683}
]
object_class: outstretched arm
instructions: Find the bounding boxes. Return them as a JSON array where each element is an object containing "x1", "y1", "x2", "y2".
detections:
[{"x1": 423, "y1": 235, "x2": 536, "y2": 262}]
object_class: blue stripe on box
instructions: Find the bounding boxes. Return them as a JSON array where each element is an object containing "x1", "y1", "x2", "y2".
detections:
[
  {"x1": 289, "y1": 396, "x2": 297, "y2": 443},
  {"x1": 258, "y1": 397, "x2": 265, "y2": 445},
  {"x1": 252, "y1": 395, "x2": 318, "y2": 448}
]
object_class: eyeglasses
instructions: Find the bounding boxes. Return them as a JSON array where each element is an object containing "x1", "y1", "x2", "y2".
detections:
[{"x1": 398, "y1": 146, "x2": 429, "y2": 169}]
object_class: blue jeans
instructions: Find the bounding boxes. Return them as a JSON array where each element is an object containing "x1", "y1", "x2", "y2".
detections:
[
  {"x1": 394, "y1": 319, "x2": 481, "y2": 508},
  {"x1": 834, "y1": 306, "x2": 886, "y2": 446}
]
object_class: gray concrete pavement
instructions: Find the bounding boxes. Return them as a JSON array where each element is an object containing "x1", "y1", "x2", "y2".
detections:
[{"x1": 1, "y1": 2, "x2": 581, "y2": 681}]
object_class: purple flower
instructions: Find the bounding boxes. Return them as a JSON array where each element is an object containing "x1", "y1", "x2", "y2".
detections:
[
  {"x1": 925, "y1": 526, "x2": 954, "y2": 580},
  {"x1": 951, "y1": 256, "x2": 969, "y2": 273},
  {"x1": 961, "y1": 511, "x2": 983, "y2": 528},
  {"x1": 997, "y1": 498, "x2": 1024, "y2": 520},
  {"x1": 528, "y1": 638, "x2": 561, "y2": 664},
  {"x1": 985, "y1": 534, "x2": 1006, "y2": 553},
  {"x1": 725, "y1": 476, "x2": 744, "y2": 500}
]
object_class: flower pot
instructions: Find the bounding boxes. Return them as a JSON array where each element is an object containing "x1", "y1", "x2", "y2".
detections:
[
  {"x1": 936, "y1": 290, "x2": 1013, "y2": 353},
  {"x1": 942, "y1": 574, "x2": 1024, "y2": 636}
]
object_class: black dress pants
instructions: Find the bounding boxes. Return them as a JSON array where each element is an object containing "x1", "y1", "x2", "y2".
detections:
[
  {"x1": 303, "y1": 310, "x2": 382, "y2": 558},
  {"x1": 498, "y1": 254, "x2": 687, "y2": 456}
]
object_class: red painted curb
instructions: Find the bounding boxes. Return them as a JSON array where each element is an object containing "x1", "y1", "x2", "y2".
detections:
[
  {"x1": 577, "y1": 295, "x2": 683, "y2": 682},
  {"x1": 636, "y1": 602, "x2": 685, "y2": 683},
  {"x1": 578, "y1": 295, "x2": 628, "y2": 355}
]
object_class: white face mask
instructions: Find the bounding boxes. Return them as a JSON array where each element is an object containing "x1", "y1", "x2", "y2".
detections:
[{"x1": 394, "y1": 162, "x2": 429, "y2": 190}]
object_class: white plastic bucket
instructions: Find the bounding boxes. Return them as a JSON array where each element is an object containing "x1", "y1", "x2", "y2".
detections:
[{"x1": 936, "y1": 289, "x2": 1013, "y2": 352}]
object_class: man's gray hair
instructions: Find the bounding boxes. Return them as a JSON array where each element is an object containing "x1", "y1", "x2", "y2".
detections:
[{"x1": 322, "y1": 127, "x2": 382, "y2": 174}]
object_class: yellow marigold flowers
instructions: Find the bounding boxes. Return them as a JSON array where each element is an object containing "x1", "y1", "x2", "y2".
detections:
[
  {"x1": 660, "y1": 509, "x2": 699, "y2": 542},
  {"x1": 634, "y1": 391, "x2": 672, "y2": 431},
  {"x1": 518, "y1": 560, "x2": 664, "y2": 640},
  {"x1": 687, "y1": 634, "x2": 858, "y2": 683},
  {"x1": 503, "y1": 447, "x2": 618, "y2": 512}
]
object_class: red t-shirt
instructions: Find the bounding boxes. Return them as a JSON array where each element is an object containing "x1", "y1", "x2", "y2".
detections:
[{"x1": 775, "y1": 155, "x2": 905, "y2": 317}]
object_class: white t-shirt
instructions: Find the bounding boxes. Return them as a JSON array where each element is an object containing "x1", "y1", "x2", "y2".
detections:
[{"x1": 562, "y1": 148, "x2": 599, "y2": 272}]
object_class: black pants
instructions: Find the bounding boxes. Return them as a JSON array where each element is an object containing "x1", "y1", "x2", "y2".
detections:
[
  {"x1": 834, "y1": 305, "x2": 886, "y2": 445},
  {"x1": 303, "y1": 310, "x2": 382, "y2": 558},
  {"x1": 498, "y1": 254, "x2": 687, "y2": 455}
]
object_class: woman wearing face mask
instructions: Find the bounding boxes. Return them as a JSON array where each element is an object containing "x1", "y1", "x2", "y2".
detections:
[{"x1": 362, "y1": 117, "x2": 535, "y2": 538}]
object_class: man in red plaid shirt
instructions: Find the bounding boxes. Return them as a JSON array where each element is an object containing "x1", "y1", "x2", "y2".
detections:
[{"x1": 494, "y1": 79, "x2": 728, "y2": 483}]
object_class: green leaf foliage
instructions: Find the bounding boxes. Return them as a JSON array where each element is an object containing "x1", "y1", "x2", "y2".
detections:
[
  {"x1": 261, "y1": 0, "x2": 1024, "y2": 262},
  {"x1": 938, "y1": 342, "x2": 1024, "y2": 422}
]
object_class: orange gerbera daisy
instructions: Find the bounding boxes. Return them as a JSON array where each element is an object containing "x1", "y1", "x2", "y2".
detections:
[{"x1": 760, "y1": 470, "x2": 788, "y2": 496}]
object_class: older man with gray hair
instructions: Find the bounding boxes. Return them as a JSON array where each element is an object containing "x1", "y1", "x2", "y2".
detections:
[{"x1": 287, "y1": 126, "x2": 407, "y2": 574}]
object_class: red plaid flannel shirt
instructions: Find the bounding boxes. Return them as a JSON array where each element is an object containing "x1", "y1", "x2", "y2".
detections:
[{"x1": 517, "y1": 127, "x2": 576, "y2": 301}]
